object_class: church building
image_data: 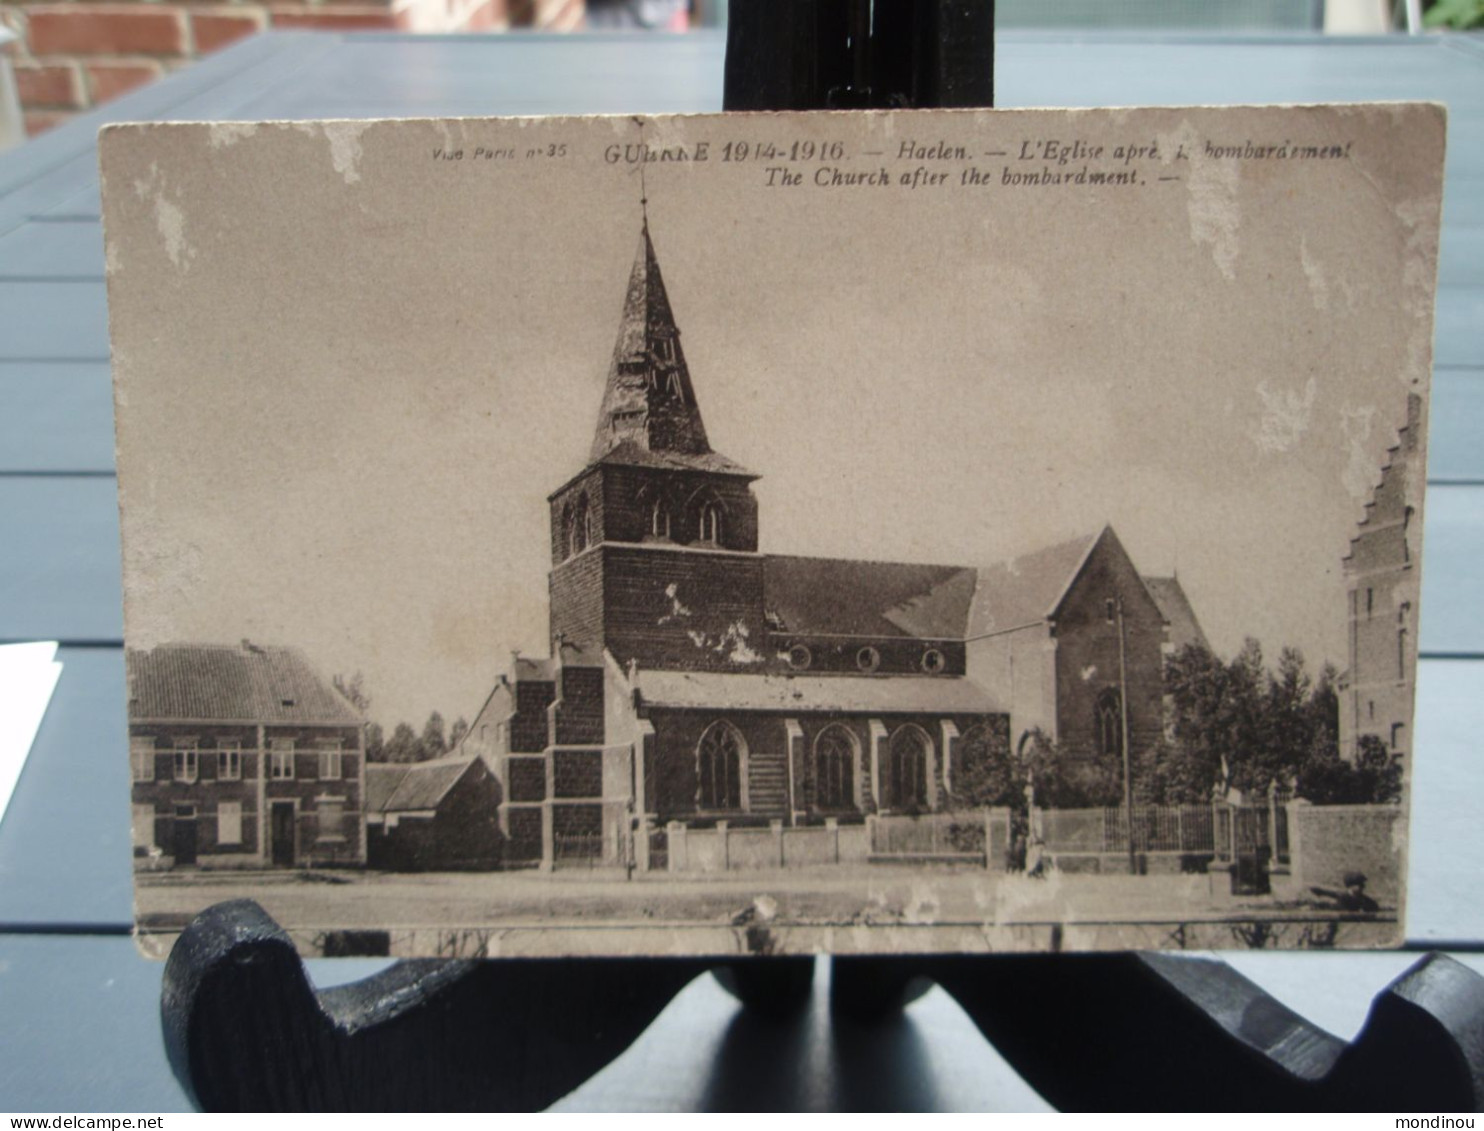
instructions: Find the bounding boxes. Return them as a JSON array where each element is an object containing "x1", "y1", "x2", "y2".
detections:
[{"x1": 458, "y1": 221, "x2": 1205, "y2": 869}]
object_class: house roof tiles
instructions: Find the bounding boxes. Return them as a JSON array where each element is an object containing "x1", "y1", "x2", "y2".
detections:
[
  {"x1": 365, "y1": 755, "x2": 482, "y2": 814},
  {"x1": 128, "y1": 641, "x2": 362, "y2": 724}
]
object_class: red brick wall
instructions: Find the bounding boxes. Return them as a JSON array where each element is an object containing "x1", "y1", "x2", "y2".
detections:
[{"x1": 1, "y1": 0, "x2": 586, "y2": 137}]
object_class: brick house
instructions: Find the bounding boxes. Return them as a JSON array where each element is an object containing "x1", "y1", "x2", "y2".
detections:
[
  {"x1": 128, "y1": 640, "x2": 366, "y2": 870},
  {"x1": 457, "y1": 220, "x2": 1205, "y2": 870},
  {"x1": 1338, "y1": 394, "x2": 1422, "y2": 762}
]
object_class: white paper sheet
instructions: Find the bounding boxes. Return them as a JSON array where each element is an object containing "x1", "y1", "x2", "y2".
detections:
[{"x1": 0, "y1": 641, "x2": 63, "y2": 828}]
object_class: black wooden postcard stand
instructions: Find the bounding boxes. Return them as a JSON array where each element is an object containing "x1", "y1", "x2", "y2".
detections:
[{"x1": 160, "y1": 1, "x2": 1484, "y2": 1110}]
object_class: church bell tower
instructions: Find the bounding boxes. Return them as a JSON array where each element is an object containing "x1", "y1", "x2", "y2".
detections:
[{"x1": 546, "y1": 219, "x2": 766, "y2": 671}]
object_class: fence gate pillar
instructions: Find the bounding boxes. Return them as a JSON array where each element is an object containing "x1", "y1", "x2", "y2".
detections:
[
  {"x1": 540, "y1": 801, "x2": 555, "y2": 873},
  {"x1": 867, "y1": 719, "x2": 888, "y2": 810},
  {"x1": 783, "y1": 718, "x2": 804, "y2": 826},
  {"x1": 635, "y1": 815, "x2": 653, "y2": 873}
]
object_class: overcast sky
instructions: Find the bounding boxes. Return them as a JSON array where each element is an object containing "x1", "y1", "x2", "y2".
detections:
[{"x1": 102, "y1": 108, "x2": 1441, "y2": 729}]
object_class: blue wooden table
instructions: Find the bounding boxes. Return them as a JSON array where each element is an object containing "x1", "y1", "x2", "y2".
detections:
[{"x1": 0, "y1": 29, "x2": 1481, "y2": 1111}]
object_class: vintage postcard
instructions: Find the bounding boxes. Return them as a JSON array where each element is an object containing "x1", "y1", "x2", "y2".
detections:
[{"x1": 101, "y1": 104, "x2": 1443, "y2": 958}]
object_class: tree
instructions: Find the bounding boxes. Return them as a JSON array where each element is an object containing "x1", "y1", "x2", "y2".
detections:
[
  {"x1": 947, "y1": 725, "x2": 1018, "y2": 809},
  {"x1": 383, "y1": 722, "x2": 420, "y2": 764},
  {"x1": 1156, "y1": 641, "x2": 1348, "y2": 803},
  {"x1": 334, "y1": 671, "x2": 384, "y2": 762},
  {"x1": 1017, "y1": 729, "x2": 1121, "y2": 810},
  {"x1": 449, "y1": 716, "x2": 470, "y2": 752},
  {"x1": 1133, "y1": 737, "x2": 1207, "y2": 805},
  {"x1": 1296, "y1": 734, "x2": 1402, "y2": 805},
  {"x1": 332, "y1": 672, "x2": 371, "y2": 715},
  {"x1": 1160, "y1": 641, "x2": 1245, "y2": 801},
  {"x1": 365, "y1": 721, "x2": 386, "y2": 763},
  {"x1": 420, "y1": 711, "x2": 447, "y2": 761}
]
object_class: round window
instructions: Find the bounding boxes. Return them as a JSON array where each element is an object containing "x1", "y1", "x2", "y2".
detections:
[
  {"x1": 921, "y1": 648, "x2": 947, "y2": 674},
  {"x1": 787, "y1": 644, "x2": 812, "y2": 671},
  {"x1": 857, "y1": 646, "x2": 881, "y2": 673}
]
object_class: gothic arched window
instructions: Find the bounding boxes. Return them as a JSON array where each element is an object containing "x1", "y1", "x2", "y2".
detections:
[
  {"x1": 814, "y1": 725, "x2": 857, "y2": 811},
  {"x1": 649, "y1": 498, "x2": 672, "y2": 540},
  {"x1": 1095, "y1": 688, "x2": 1123, "y2": 760},
  {"x1": 698, "y1": 501, "x2": 722, "y2": 545},
  {"x1": 570, "y1": 495, "x2": 592, "y2": 555},
  {"x1": 697, "y1": 721, "x2": 745, "y2": 811},
  {"x1": 888, "y1": 725, "x2": 931, "y2": 811}
]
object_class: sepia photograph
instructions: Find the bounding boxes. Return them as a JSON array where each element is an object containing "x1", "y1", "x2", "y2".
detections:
[{"x1": 99, "y1": 103, "x2": 1444, "y2": 958}]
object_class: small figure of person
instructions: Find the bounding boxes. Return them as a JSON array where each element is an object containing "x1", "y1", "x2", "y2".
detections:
[
  {"x1": 1025, "y1": 832, "x2": 1047, "y2": 880},
  {"x1": 1310, "y1": 870, "x2": 1379, "y2": 913}
]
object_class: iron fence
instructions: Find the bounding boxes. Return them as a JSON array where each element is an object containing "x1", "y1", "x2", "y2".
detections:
[{"x1": 553, "y1": 832, "x2": 605, "y2": 867}]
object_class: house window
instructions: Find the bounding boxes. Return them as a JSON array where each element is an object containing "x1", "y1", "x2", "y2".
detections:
[
  {"x1": 814, "y1": 725, "x2": 856, "y2": 810},
  {"x1": 856, "y1": 646, "x2": 880, "y2": 673},
  {"x1": 317, "y1": 739, "x2": 343, "y2": 781},
  {"x1": 697, "y1": 721, "x2": 745, "y2": 810},
  {"x1": 787, "y1": 644, "x2": 812, "y2": 671},
  {"x1": 1366, "y1": 588, "x2": 1374, "y2": 618},
  {"x1": 1390, "y1": 723, "x2": 1405, "y2": 752},
  {"x1": 650, "y1": 499, "x2": 672, "y2": 539},
  {"x1": 316, "y1": 798, "x2": 346, "y2": 843},
  {"x1": 130, "y1": 737, "x2": 156, "y2": 782},
  {"x1": 698, "y1": 502, "x2": 722, "y2": 545},
  {"x1": 921, "y1": 648, "x2": 947, "y2": 674},
  {"x1": 173, "y1": 741, "x2": 199, "y2": 784},
  {"x1": 270, "y1": 739, "x2": 295, "y2": 780},
  {"x1": 217, "y1": 741, "x2": 242, "y2": 781},
  {"x1": 217, "y1": 801, "x2": 242, "y2": 846},
  {"x1": 1094, "y1": 689, "x2": 1123, "y2": 760},
  {"x1": 887, "y1": 725, "x2": 931, "y2": 811},
  {"x1": 656, "y1": 336, "x2": 676, "y2": 365}
]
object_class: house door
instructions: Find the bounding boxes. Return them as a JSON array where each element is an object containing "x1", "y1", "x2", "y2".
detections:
[
  {"x1": 172, "y1": 805, "x2": 197, "y2": 867},
  {"x1": 271, "y1": 802, "x2": 296, "y2": 868}
]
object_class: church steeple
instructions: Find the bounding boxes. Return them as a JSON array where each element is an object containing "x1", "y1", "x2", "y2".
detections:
[{"x1": 589, "y1": 222, "x2": 719, "y2": 466}]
